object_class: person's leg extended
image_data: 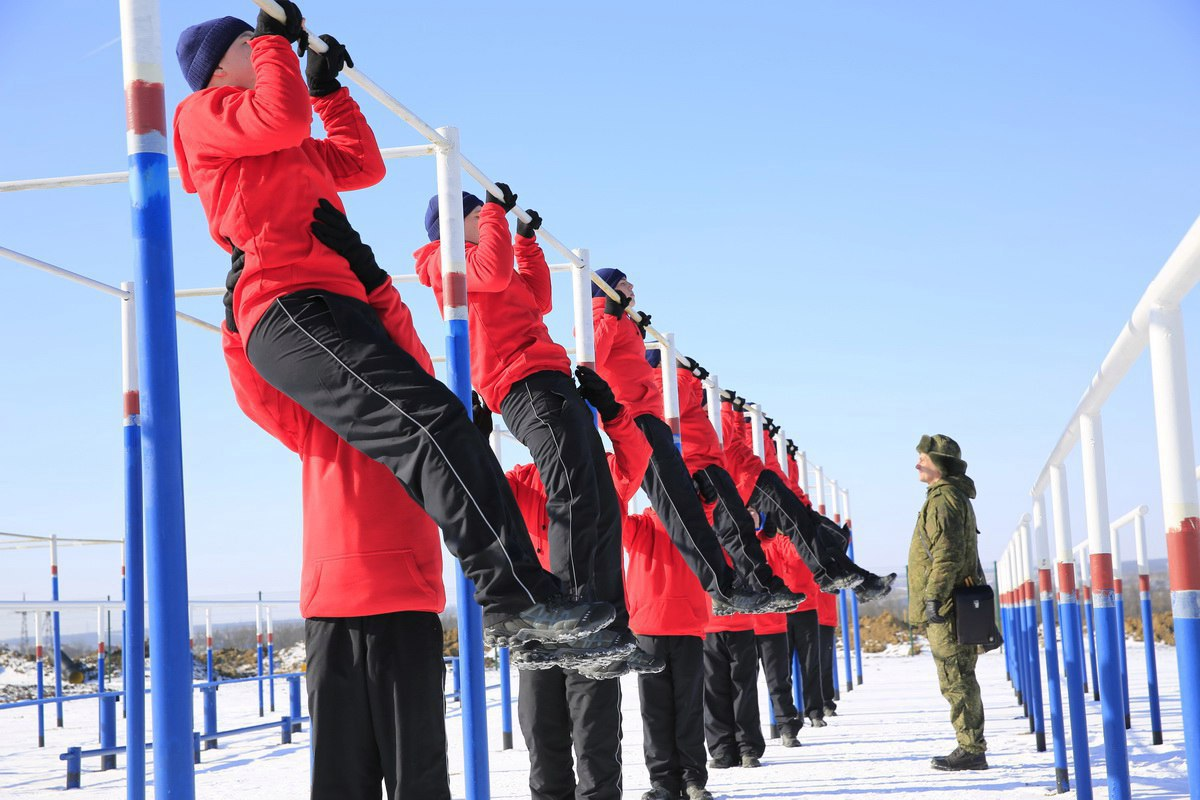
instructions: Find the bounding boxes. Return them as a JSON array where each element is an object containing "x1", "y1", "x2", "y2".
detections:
[
  {"x1": 518, "y1": 668, "x2": 576, "y2": 800},
  {"x1": 749, "y1": 471, "x2": 858, "y2": 590},
  {"x1": 565, "y1": 670, "x2": 623, "y2": 800},
  {"x1": 695, "y1": 464, "x2": 776, "y2": 592},
  {"x1": 637, "y1": 635, "x2": 682, "y2": 797}
]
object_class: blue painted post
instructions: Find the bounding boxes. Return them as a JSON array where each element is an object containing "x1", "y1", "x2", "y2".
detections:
[
  {"x1": 50, "y1": 537, "x2": 63, "y2": 727},
  {"x1": 97, "y1": 607, "x2": 107, "y2": 696},
  {"x1": 451, "y1": 656, "x2": 461, "y2": 703},
  {"x1": 35, "y1": 629, "x2": 45, "y2": 747},
  {"x1": 1145, "y1": 303, "x2": 1200, "y2": 797},
  {"x1": 830, "y1": 611, "x2": 840, "y2": 703},
  {"x1": 1078, "y1": 412, "x2": 1131, "y2": 800},
  {"x1": 790, "y1": 646, "x2": 803, "y2": 716},
  {"x1": 202, "y1": 686, "x2": 217, "y2": 750},
  {"x1": 1019, "y1": 522, "x2": 1046, "y2": 750},
  {"x1": 1114, "y1": 577, "x2": 1132, "y2": 729},
  {"x1": 120, "y1": 279, "x2": 146, "y2": 800},
  {"x1": 1032, "y1": 494, "x2": 1069, "y2": 792},
  {"x1": 1081, "y1": 553, "x2": 1101, "y2": 702},
  {"x1": 766, "y1": 693, "x2": 777, "y2": 738},
  {"x1": 837, "y1": 589, "x2": 852, "y2": 693},
  {"x1": 846, "y1": 524, "x2": 863, "y2": 686},
  {"x1": 205, "y1": 609, "x2": 213, "y2": 684},
  {"x1": 1049, "y1": 463, "x2": 1093, "y2": 800},
  {"x1": 100, "y1": 694, "x2": 117, "y2": 770},
  {"x1": 1137, "y1": 570, "x2": 1164, "y2": 745},
  {"x1": 65, "y1": 747, "x2": 82, "y2": 789},
  {"x1": 118, "y1": 2, "x2": 195, "y2": 794},
  {"x1": 436, "y1": 125, "x2": 489, "y2": 800},
  {"x1": 288, "y1": 675, "x2": 302, "y2": 732},
  {"x1": 266, "y1": 606, "x2": 276, "y2": 713},
  {"x1": 498, "y1": 646, "x2": 513, "y2": 750},
  {"x1": 256, "y1": 604, "x2": 264, "y2": 717}
]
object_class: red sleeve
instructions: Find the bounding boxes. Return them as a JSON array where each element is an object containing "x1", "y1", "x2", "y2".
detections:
[
  {"x1": 593, "y1": 309, "x2": 619, "y2": 376},
  {"x1": 364, "y1": 277, "x2": 435, "y2": 375},
  {"x1": 621, "y1": 510, "x2": 658, "y2": 558},
  {"x1": 178, "y1": 37, "x2": 311, "y2": 162},
  {"x1": 721, "y1": 403, "x2": 764, "y2": 500},
  {"x1": 309, "y1": 87, "x2": 386, "y2": 191},
  {"x1": 602, "y1": 406, "x2": 652, "y2": 506},
  {"x1": 222, "y1": 325, "x2": 310, "y2": 454},
  {"x1": 465, "y1": 204, "x2": 515, "y2": 293},
  {"x1": 512, "y1": 234, "x2": 552, "y2": 315}
]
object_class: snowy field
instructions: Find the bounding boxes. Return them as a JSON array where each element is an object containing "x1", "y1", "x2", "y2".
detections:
[{"x1": 0, "y1": 639, "x2": 1189, "y2": 799}]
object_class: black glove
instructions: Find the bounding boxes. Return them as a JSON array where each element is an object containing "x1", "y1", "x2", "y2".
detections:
[
  {"x1": 487, "y1": 182, "x2": 517, "y2": 212},
  {"x1": 516, "y1": 209, "x2": 542, "y2": 239},
  {"x1": 223, "y1": 245, "x2": 246, "y2": 333},
  {"x1": 254, "y1": 0, "x2": 308, "y2": 56},
  {"x1": 925, "y1": 599, "x2": 947, "y2": 624},
  {"x1": 603, "y1": 289, "x2": 631, "y2": 317},
  {"x1": 471, "y1": 391, "x2": 493, "y2": 438},
  {"x1": 575, "y1": 365, "x2": 622, "y2": 422},
  {"x1": 635, "y1": 311, "x2": 652, "y2": 337},
  {"x1": 692, "y1": 470, "x2": 718, "y2": 504},
  {"x1": 732, "y1": 396, "x2": 747, "y2": 412},
  {"x1": 682, "y1": 356, "x2": 708, "y2": 381},
  {"x1": 310, "y1": 199, "x2": 388, "y2": 293},
  {"x1": 786, "y1": 439, "x2": 797, "y2": 457},
  {"x1": 305, "y1": 34, "x2": 352, "y2": 97}
]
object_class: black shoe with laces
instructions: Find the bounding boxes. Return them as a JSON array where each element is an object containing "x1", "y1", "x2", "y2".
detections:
[
  {"x1": 708, "y1": 754, "x2": 737, "y2": 769},
  {"x1": 815, "y1": 570, "x2": 864, "y2": 592},
  {"x1": 711, "y1": 588, "x2": 773, "y2": 616},
  {"x1": 509, "y1": 626, "x2": 637, "y2": 670},
  {"x1": 576, "y1": 638, "x2": 666, "y2": 679},
  {"x1": 931, "y1": 746, "x2": 988, "y2": 771},
  {"x1": 854, "y1": 572, "x2": 897, "y2": 603},
  {"x1": 740, "y1": 754, "x2": 761, "y2": 768},
  {"x1": 483, "y1": 596, "x2": 615, "y2": 647},
  {"x1": 640, "y1": 785, "x2": 676, "y2": 800}
]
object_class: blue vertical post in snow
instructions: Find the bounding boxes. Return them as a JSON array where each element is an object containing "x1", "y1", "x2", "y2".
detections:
[
  {"x1": 790, "y1": 648, "x2": 803, "y2": 718},
  {"x1": 50, "y1": 538, "x2": 63, "y2": 727},
  {"x1": 1084, "y1": 589, "x2": 1100, "y2": 702},
  {"x1": 847, "y1": 537, "x2": 863, "y2": 685},
  {"x1": 119, "y1": 0, "x2": 195, "y2": 795},
  {"x1": 1019, "y1": 524, "x2": 1045, "y2": 750},
  {"x1": 1114, "y1": 580, "x2": 1131, "y2": 729},
  {"x1": 1137, "y1": 573, "x2": 1163, "y2": 745},
  {"x1": 837, "y1": 589, "x2": 852, "y2": 693},
  {"x1": 499, "y1": 646, "x2": 513, "y2": 750}
]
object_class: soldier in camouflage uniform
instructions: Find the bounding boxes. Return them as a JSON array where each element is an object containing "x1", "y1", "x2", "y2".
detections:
[{"x1": 908, "y1": 434, "x2": 988, "y2": 771}]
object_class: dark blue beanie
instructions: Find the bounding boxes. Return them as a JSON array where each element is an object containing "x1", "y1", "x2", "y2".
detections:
[
  {"x1": 425, "y1": 192, "x2": 485, "y2": 242},
  {"x1": 644, "y1": 348, "x2": 662, "y2": 369},
  {"x1": 592, "y1": 268, "x2": 627, "y2": 299},
  {"x1": 177, "y1": 17, "x2": 253, "y2": 92}
]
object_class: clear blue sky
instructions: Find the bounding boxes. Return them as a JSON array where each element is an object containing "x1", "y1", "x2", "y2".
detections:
[{"x1": 3, "y1": 1, "x2": 1200, "y2": 632}]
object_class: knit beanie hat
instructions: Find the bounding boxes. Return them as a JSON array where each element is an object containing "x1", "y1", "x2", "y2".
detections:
[
  {"x1": 916, "y1": 434, "x2": 967, "y2": 477},
  {"x1": 644, "y1": 348, "x2": 662, "y2": 369},
  {"x1": 425, "y1": 192, "x2": 485, "y2": 241},
  {"x1": 592, "y1": 267, "x2": 627, "y2": 299},
  {"x1": 177, "y1": 17, "x2": 253, "y2": 92}
]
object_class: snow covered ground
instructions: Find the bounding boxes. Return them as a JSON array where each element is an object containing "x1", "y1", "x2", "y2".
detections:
[{"x1": 0, "y1": 638, "x2": 1189, "y2": 799}]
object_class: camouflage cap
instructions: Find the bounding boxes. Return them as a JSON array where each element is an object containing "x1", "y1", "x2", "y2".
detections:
[{"x1": 916, "y1": 434, "x2": 967, "y2": 477}]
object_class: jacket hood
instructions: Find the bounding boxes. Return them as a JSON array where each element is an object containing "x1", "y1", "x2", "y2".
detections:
[{"x1": 934, "y1": 473, "x2": 976, "y2": 500}]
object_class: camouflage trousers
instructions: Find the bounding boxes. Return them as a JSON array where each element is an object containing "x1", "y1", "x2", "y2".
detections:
[{"x1": 927, "y1": 621, "x2": 987, "y2": 754}]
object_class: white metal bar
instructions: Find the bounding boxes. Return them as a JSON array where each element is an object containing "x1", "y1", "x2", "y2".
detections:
[{"x1": 2, "y1": 246, "x2": 128, "y2": 299}]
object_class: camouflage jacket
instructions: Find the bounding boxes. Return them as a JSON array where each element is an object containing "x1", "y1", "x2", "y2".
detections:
[{"x1": 908, "y1": 474, "x2": 979, "y2": 625}]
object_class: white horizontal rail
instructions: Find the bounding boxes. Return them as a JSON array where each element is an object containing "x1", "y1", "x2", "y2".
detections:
[{"x1": 1110, "y1": 504, "x2": 1149, "y2": 532}]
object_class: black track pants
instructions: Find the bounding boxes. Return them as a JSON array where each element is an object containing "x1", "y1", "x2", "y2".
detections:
[
  {"x1": 636, "y1": 634, "x2": 707, "y2": 795},
  {"x1": 501, "y1": 371, "x2": 627, "y2": 627},
  {"x1": 634, "y1": 414, "x2": 735, "y2": 598},
  {"x1": 702, "y1": 630, "x2": 764, "y2": 761},
  {"x1": 694, "y1": 464, "x2": 778, "y2": 592},
  {"x1": 307, "y1": 612, "x2": 450, "y2": 800},
  {"x1": 756, "y1": 632, "x2": 799, "y2": 729},
  {"x1": 787, "y1": 610, "x2": 824, "y2": 719},
  {"x1": 749, "y1": 471, "x2": 856, "y2": 585},
  {"x1": 246, "y1": 290, "x2": 558, "y2": 623},
  {"x1": 819, "y1": 623, "x2": 838, "y2": 710},
  {"x1": 517, "y1": 667, "x2": 623, "y2": 800}
]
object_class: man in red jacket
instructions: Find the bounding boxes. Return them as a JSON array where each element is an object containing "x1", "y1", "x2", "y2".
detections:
[
  {"x1": 174, "y1": 6, "x2": 611, "y2": 647},
  {"x1": 590, "y1": 268, "x2": 770, "y2": 617},
  {"x1": 414, "y1": 189, "x2": 628, "y2": 662}
]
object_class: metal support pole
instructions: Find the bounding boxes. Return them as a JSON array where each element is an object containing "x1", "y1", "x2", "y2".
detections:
[
  {"x1": 832, "y1": 482, "x2": 852, "y2": 693},
  {"x1": 119, "y1": 2, "x2": 195, "y2": 795},
  {"x1": 288, "y1": 675, "x2": 302, "y2": 732},
  {"x1": 267, "y1": 606, "x2": 276, "y2": 712},
  {"x1": 1133, "y1": 513, "x2": 1164, "y2": 745},
  {"x1": 845, "y1": 490, "x2": 863, "y2": 686},
  {"x1": 1146, "y1": 304, "x2": 1200, "y2": 795},
  {"x1": 35, "y1": 621, "x2": 44, "y2": 747},
  {"x1": 1020, "y1": 519, "x2": 1046, "y2": 749},
  {"x1": 50, "y1": 536, "x2": 63, "y2": 727},
  {"x1": 1078, "y1": 545, "x2": 1100, "y2": 701},
  {"x1": 570, "y1": 249, "x2": 594, "y2": 370},
  {"x1": 1109, "y1": 517, "x2": 1132, "y2": 729},
  {"x1": 790, "y1": 648, "x2": 803, "y2": 716},
  {"x1": 905, "y1": 566, "x2": 914, "y2": 656},
  {"x1": 256, "y1": 605, "x2": 264, "y2": 717},
  {"x1": 120, "y1": 280, "x2": 145, "y2": 800},
  {"x1": 202, "y1": 687, "x2": 217, "y2": 750},
  {"x1": 660, "y1": 333, "x2": 681, "y2": 450},
  {"x1": 436, "y1": 125, "x2": 490, "y2": 800},
  {"x1": 205, "y1": 608, "x2": 213, "y2": 684},
  {"x1": 100, "y1": 695, "x2": 117, "y2": 771},
  {"x1": 1034, "y1": 493, "x2": 1069, "y2": 791},
  {"x1": 1052, "y1": 464, "x2": 1093, "y2": 799},
  {"x1": 499, "y1": 646, "x2": 513, "y2": 750},
  {"x1": 1078, "y1": 412, "x2": 1131, "y2": 800}
]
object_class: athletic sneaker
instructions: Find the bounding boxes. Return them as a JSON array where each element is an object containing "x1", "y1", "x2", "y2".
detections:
[
  {"x1": 708, "y1": 754, "x2": 737, "y2": 769},
  {"x1": 741, "y1": 754, "x2": 761, "y2": 768},
  {"x1": 815, "y1": 570, "x2": 864, "y2": 592},
  {"x1": 931, "y1": 746, "x2": 988, "y2": 771},
  {"x1": 577, "y1": 639, "x2": 666, "y2": 679},
  {"x1": 641, "y1": 785, "x2": 676, "y2": 800},
  {"x1": 711, "y1": 588, "x2": 773, "y2": 616},
  {"x1": 765, "y1": 587, "x2": 807, "y2": 612},
  {"x1": 854, "y1": 572, "x2": 896, "y2": 603},
  {"x1": 510, "y1": 627, "x2": 637, "y2": 670},
  {"x1": 685, "y1": 784, "x2": 714, "y2": 800},
  {"x1": 483, "y1": 596, "x2": 615, "y2": 648}
]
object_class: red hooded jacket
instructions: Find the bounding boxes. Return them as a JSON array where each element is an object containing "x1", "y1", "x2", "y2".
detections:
[
  {"x1": 221, "y1": 278, "x2": 444, "y2": 618},
  {"x1": 817, "y1": 589, "x2": 839, "y2": 627},
  {"x1": 624, "y1": 508, "x2": 711, "y2": 638},
  {"x1": 649, "y1": 367, "x2": 726, "y2": 475},
  {"x1": 413, "y1": 207, "x2": 570, "y2": 409},
  {"x1": 720, "y1": 402, "x2": 765, "y2": 503},
  {"x1": 592, "y1": 298, "x2": 664, "y2": 421},
  {"x1": 173, "y1": 36, "x2": 386, "y2": 337}
]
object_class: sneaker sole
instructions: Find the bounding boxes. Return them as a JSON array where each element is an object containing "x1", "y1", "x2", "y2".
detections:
[
  {"x1": 485, "y1": 605, "x2": 616, "y2": 648},
  {"x1": 510, "y1": 639, "x2": 637, "y2": 671}
]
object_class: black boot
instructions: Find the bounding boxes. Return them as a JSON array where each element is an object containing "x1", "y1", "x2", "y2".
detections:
[
  {"x1": 931, "y1": 747, "x2": 988, "y2": 771},
  {"x1": 854, "y1": 572, "x2": 896, "y2": 603}
]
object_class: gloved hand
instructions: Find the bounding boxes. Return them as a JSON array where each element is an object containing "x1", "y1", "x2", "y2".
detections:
[
  {"x1": 732, "y1": 396, "x2": 747, "y2": 412},
  {"x1": 223, "y1": 245, "x2": 246, "y2": 333},
  {"x1": 786, "y1": 439, "x2": 797, "y2": 457},
  {"x1": 487, "y1": 182, "x2": 518, "y2": 212},
  {"x1": 692, "y1": 470, "x2": 718, "y2": 504},
  {"x1": 471, "y1": 391, "x2": 493, "y2": 438},
  {"x1": 310, "y1": 199, "x2": 388, "y2": 292},
  {"x1": 254, "y1": 0, "x2": 308, "y2": 56},
  {"x1": 305, "y1": 34, "x2": 353, "y2": 97},
  {"x1": 682, "y1": 356, "x2": 708, "y2": 380},
  {"x1": 575, "y1": 365, "x2": 622, "y2": 421},
  {"x1": 516, "y1": 209, "x2": 542, "y2": 239},
  {"x1": 603, "y1": 289, "x2": 631, "y2": 317},
  {"x1": 925, "y1": 599, "x2": 947, "y2": 624},
  {"x1": 635, "y1": 311, "x2": 652, "y2": 337}
]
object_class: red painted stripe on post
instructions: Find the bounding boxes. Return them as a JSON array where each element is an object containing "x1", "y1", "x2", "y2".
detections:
[
  {"x1": 1039, "y1": 569, "x2": 1053, "y2": 594},
  {"x1": 1083, "y1": 587, "x2": 1092, "y2": 602},
  {"x1": 1166, "y1": 516, "x2": 1200, "y2": 591},
  {"x1": 99, "y1": 642, "x2": 105, "y2": 655},
  {"x1": 51, "y1": 565, "x2": 57, "y2": 576},
  {"x1": 124, "y1": 391, "x2": 140, "y2": 417},
  {"x1": 125, "y1": 80, "x2": 166, "y2": 137},
  {"x1": 1114, "y1": 578, "x2": 1123, "y2": 594},
  {"x1": 1139, "y1": 574, "x2": 1151, "y2": 593},
  {"x1": 444, "y1": 273, "x2": 468, "y2": 309},
  {"x1": 1057, "y1": 563, "x2": 1076, "y2": 594},
  {"x1": 1090, "y1": 553, "x2": 1114, "y2": 592}
]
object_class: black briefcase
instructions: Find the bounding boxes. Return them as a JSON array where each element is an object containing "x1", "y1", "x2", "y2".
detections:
[{"x1": 954, "y1": 584, "x2": 1000, "y2": 647}]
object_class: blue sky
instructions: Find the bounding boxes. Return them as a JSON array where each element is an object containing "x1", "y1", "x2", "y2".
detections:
[{"x1": 3, "y1": 1, "x2": 1200, "y2": 633}]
